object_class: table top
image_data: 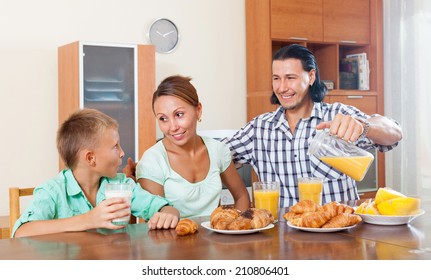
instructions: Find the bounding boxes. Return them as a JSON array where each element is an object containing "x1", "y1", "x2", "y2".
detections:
[{"x1": 1, "y1": 199, "x2": 431, "y2": 260}]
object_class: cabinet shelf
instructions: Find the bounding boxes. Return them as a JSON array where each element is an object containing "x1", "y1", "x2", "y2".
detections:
[{"x1": 327, "y1": 90, "x2": 377, "y2": 96}]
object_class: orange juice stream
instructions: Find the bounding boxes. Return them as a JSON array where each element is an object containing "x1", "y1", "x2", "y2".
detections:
[
  {"x1": 320, "y1": 156, "x2": 373, "y2": 181},
  {"x1": 254, "y1": 190, "x2": 279, "y2": 219}
]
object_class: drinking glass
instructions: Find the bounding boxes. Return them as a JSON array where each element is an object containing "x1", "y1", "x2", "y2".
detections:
[
  {"x1": 298, "y1": 177, "x2": 323, "y2": 205},
  {"x1": 253, "y1": 181, "x2": 280, "y2": 221},
  {"x1": 105, "y1": 183, "x2": 133, "y2": 225}
]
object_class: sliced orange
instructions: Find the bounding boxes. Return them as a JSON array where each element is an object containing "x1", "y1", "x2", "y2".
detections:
[
  {"x1": 374, "y1": 188, "x2": 406, "y2": 205},
  {"x1": 355, "y1": 199, "x2": 372, "y2": 214},
  {"x1": 364, "y1": 201, "x2": 380, "y2": 215},
  {"x1": 377, "y1": 197, "x2": 421, "y2": 216}
]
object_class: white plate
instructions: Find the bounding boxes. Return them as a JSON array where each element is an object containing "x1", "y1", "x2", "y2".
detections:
[
  {"x1": 286, "y1": 221, "x2": 358, "y2": 232},
  {"x1": 357, "y1": 209, "x2": 425, "y2": 225},
  {"x1": 200, "y1": 221, "x2": 274, "y2": 235}
]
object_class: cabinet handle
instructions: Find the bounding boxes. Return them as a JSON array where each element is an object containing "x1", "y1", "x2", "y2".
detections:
[
  {"x1": 288, "y1": 37, "x2": 308, "y2": 41},
  {"x1": 347, "y1": 95, "x2": 364, "y2": 99},
  {"x1": 340, "y1": 40, "x2": 357, "y2": 44}
]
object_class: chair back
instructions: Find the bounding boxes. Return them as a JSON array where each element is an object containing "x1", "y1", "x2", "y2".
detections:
[{"x1": 9, "y1": 187, "x2": 34, "y2": 237}]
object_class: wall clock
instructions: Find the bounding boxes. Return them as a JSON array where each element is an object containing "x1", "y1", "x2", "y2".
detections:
[{"x1": 148, "y1": 18, "x2": 180, "y2": 54}]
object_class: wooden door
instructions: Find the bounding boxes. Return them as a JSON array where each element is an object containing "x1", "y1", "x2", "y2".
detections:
[
  {"x1": 271, "y1": 0, "x2": 323, "y2": 41},
  {"x1": 323, "y1": 0, "x2": 370, "y2": 43}
]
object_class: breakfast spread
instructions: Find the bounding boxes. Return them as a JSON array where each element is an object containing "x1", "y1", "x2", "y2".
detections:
[
  {"x1": 284, "y1": 200, "x2": 362, "y2": 228},
  {"x1": 210, "y1": 206, "x2": 274, "y2": 230}
]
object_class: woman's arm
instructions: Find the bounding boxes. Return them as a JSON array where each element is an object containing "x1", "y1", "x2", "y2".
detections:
[
  {"x1": 138, "y1": 178, "x2": 165, "y2": 196},
  {"x1": 220, "y1": 162, "x2": 251, "y2": 212}
]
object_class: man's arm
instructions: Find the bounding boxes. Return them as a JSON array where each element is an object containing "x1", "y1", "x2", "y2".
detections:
[{"x1": 316, "y1": 113, "x2": 403, "y2": 145}]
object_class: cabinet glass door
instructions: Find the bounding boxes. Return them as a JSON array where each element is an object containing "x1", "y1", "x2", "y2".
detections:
[{"x1": 82, "y1": 44, "x2": 137, "y2": 171}]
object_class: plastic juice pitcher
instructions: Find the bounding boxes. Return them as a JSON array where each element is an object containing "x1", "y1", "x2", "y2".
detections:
[{"x1": 308, "y1": 130, "x2": 374, "y2": 181}]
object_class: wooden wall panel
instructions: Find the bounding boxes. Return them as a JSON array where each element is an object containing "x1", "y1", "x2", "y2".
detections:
[{"x1": 137, "y1": 45, "x2": 156, "y2": 156}]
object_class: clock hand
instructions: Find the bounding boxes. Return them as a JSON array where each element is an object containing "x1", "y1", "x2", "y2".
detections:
[
  {"x1": 163, "y1": 30, "x2": 175, "y2": 37},
  {"x1": 156, "y1": 31, "x2": 164, "y2": 37}
]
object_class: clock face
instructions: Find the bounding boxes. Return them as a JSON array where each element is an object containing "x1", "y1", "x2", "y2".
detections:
[{"x1": 148, "y1": 18, "x2": 179, "y2": 53}]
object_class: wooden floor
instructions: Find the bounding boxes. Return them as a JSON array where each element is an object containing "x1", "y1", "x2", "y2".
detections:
[{"x1": 0, "y1": 216, "x2": 10, "y2": 239}]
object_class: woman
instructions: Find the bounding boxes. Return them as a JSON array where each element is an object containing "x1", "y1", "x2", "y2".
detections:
[{"x1": 135, "y1": 75, "x2": 250, "y2": 218}]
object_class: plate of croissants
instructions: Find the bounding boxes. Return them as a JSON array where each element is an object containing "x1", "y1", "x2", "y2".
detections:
[
  {"x1": 284, "y1": 200, "x2": 362, "y2": 232},
  {"x1": 201, "y1": 206, "x2": 275, "y2": 234}
]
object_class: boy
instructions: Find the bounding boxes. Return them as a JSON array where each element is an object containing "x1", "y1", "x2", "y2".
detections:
[{"x1": 12, "y1": 108, "x2": 179, "y2": 237}]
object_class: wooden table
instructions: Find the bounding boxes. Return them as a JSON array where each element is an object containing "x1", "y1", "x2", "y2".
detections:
[{"x1": 1, "y1": 199, "x2": 431, "y2": 260}]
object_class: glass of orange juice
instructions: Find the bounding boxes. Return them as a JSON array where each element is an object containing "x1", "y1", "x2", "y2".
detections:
[
  {"x1": 253, "y1": 181, "x2": 280, "y2": 222},
  {"x1": 298, "y1": 177, "x2": 323, "y2": 205}
]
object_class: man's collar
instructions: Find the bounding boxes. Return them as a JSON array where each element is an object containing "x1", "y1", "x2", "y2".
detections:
[
  {"x1": 273, "y1": 102, "x2": 324, "y2": 129},
  {"x1": 272, "y1": 106, "x2": 286, "y2": 129},
  {"x1": 311, "y1": 102, "x2": 324, "y2": 120}
]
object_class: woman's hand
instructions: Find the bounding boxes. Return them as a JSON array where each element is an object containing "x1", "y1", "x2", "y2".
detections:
[
  {"x1": 147, "y1": 206, "x2": 179, "y2": 230},
  {"x1": 122, "y1": 157, "x2": 137, "y2": 182}
]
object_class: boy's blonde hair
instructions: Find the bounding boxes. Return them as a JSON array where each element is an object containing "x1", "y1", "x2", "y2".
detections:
[{"x1": 57, "y1": 108, "x2": 118, "y2": 169}]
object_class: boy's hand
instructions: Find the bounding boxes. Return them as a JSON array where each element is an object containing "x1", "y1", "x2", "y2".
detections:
[
  {"x1": 147, "y1": 206, "x2": 179, "y2": 230},
  {"x1": 85, "y1": 198, "x2": 131, "y2": 230},
  {"x1": 123, "y1": 157, "x2": 137, "y2": 182}
]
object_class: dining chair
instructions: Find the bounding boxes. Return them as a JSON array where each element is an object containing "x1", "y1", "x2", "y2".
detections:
[{"x1": 9, "y1": 187, "x2": 34, "y2": 237}]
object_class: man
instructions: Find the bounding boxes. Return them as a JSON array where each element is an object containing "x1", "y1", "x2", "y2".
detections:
[{"x1": 222, "y1": 44, "x2": 402, "y2": 207}]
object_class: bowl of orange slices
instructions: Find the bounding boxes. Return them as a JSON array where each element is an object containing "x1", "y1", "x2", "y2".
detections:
[{"x1": 355, "y1": 188, "x2": 424, "y2": 225}]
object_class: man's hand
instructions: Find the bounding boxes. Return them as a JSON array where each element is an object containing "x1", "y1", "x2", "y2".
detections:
[
  {"x1": 316, "y1": 113, "x2": 364, "y2": 142},
  {"x1": 123, "y1": 157, "x2": 137, "y2": 182}
]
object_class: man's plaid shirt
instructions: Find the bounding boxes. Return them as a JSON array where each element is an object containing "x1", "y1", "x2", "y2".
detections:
[{"x1": 223, "y1": 102, "x2": 399, "y2": 208}]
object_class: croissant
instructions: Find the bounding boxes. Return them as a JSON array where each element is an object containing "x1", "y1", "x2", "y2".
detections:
[
  {"x1": 290, "y1": 200, "x2": 319, "y2": 214},
  {"x1": 227, "y1": 215, "x2": 252, "y2": 230},
  {"x1": 175, "y1": 219, "x2": 198, "y2": 236},
  {"x1": 250, "y1": 208, "x2": 274, "y2": 228},
  {"x1": 318, "y1": 201, "x2": 355, "y2": 218},
  {"x1": 210, "y1": 206, "x2": 240, "y2": 230},
  {"x1": 322, "y1": 213, "x2": 362, "y2": 228},
  {"x1": 227, "y1": 208, "x2": 273, "y2": 230},
  {"x1": 283, "y1": 211, "x2": 303, "y2": 226},
  {"x1": 297, "y1": 211, "x2": 332, "y2": 228}
]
